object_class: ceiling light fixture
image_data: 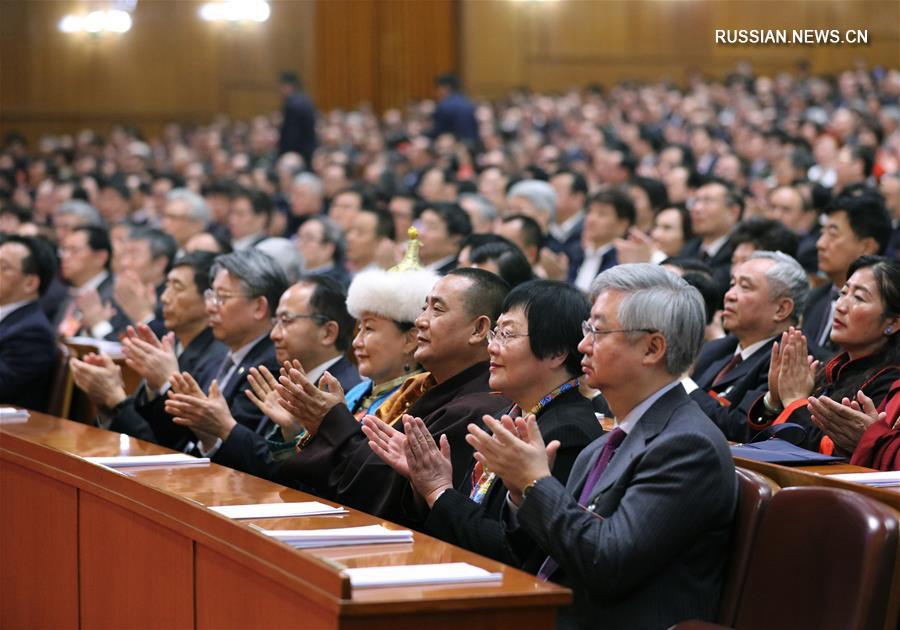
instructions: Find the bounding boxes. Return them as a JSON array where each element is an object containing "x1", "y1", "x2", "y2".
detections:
[{"x1": 199, "y1": 0, "x2": 271, "y2": 23}]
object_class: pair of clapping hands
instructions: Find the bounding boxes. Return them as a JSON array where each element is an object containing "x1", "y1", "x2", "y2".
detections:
[
  {"x1": 360, "y1": 413, "x2": 561, "y2": 508},
  {"x1": 163, "y1": 358, "x2": 346, "y2": 443}
]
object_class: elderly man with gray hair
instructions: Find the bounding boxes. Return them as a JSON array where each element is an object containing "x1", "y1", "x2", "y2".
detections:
[
  {"x1": 161, "y1": 188, "x2": 210, "y2": 255},
  {"x1": 506, "y1": 179, "x2": 556, "y2": 233},
  {"x1": 467, "y1": 263, "x2": 737, "y2": 630},
  {"x1": 53, "y1": 199, "x2": 103, "y2": 245},
  {"x1": 687, "y1": 250, "x2": 810, "y2": 442}
]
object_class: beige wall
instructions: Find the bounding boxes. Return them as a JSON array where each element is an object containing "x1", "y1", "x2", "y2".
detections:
[{"x1": 462, "y1": 0, "x2": 900, "y2": 98}]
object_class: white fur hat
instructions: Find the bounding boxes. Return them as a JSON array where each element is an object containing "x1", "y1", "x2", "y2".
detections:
[{"x1": 346, "y1": 268, "x2": 439, "y2": 324}]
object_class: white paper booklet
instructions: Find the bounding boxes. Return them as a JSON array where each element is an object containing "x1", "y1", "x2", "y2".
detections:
[
  {"x1": 345, "y1": 562, "x2": 502, "y2": 588},
  {"x1": 0, "y1": 407, "x2": 29, "y2": 423},
  {"x1": 258, "y1": 524, "x2": 413, "y2": 549},
  {"x1": 830, "y1": 471, "x2": 900, "y2": 487},
  {"x1": 66, "y1": 336, "x2": 124, "y2": 359},
  {"x1": 85, "y1": 454, "x2": 210, "y2": 467},
  {"x1": 210, "y1": 501, "x2": 347, "y2": 519}
]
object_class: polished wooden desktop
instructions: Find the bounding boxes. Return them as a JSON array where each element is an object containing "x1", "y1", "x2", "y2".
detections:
[{"x1": 0, "y1": 411, "x2": 570, "y2": 630}]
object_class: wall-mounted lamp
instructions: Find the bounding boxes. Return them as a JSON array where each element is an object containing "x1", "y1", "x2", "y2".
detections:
[
  {"x1": 58, "y1": 9, "x2": 132, "y2": 34},
  {"x1": 198, "y1": 0, "x2": 270, "y2": 23}
]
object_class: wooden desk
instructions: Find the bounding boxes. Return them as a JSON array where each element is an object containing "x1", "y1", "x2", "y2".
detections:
[{"x1": 0, "y1": 412, "x2": 570, "y2": 630}]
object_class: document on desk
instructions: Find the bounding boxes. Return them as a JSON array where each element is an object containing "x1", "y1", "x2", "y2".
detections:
[
  {"x1": 66, "y1": 336, "x2": 125, "y2": 359},
  {"x1": 345, "y1": 562, "x2": 503, "y2": 588},
  {"x1": 84, "y1": 454, "x2": 211, "y2": 468},
  {"x1": 0, "y1": 407, "x2": 29, "y2": 423},
  {"x1": 210, "y1": 501, "x2": 348, "y2": 519},
  {"x1": 257, "y1": 524, "x2": 413, "y2": 548},
  {"x1": 828, "y1": 471, "x2": 900, "y2": 487}
]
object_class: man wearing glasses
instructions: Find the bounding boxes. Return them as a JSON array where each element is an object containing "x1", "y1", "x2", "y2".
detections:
[{"x1": 467, "y1": 264, "x2": 737, "y2": 630}]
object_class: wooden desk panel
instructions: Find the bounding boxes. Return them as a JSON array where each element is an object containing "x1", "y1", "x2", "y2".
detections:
[
  {"x1": 0, "y1": 460, "x2": 79, "y2": 630},
  {"x1": 0, "y1": 412, "x2": 570, "y2": 629}
]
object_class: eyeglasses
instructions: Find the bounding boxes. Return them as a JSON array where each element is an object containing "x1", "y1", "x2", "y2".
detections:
[
  {"x1": 271, "y1": 312, "x2": 327, "y2": 328},
  {"x1": 581, "y1": 320, "x2": 657, "y2": 341},
  {"x1": 487, "y1": 327, "x2": 529, "y2": 347},
  {"x1": 204, "y1": 289, "x2": 250, "y2": 306}
]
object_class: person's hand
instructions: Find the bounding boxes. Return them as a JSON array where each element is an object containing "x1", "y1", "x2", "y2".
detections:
[
  {"x1": 121, "y1": 325, "x2": 179, "y2": 391},
  {"x1": 538, "y1": 248, "x2": 569, "y2": 281},
  {"x1": 165, "y1": 374, "x2": 237, "y2": 441},
  {"x1": 361, "y1": 414, "x2": 410, "y2": 478},
  {"x1": 245, "y1": 366, "x2": 303, "y2": 440},
  {"x1": 809, "y1": 390, "x2": 884, "y2": 454},
  {"x1": 465, "y1": 414, "x2": 560, "y2": 501},
  {"x1": 114, "y1": 271, "x2": 157, "y2": 324},
  {"x1": 75, "y1": 288, "x2": 115, "y2": 331},
  {"x1": 767, "y1": 330, "x2": 788, "y2": 407},
  {"x1": 777, "y1": 328, "x2": 818, "y2": 407},
  {"x1": 70, "y1": 352, "x2": 127, "y2": 409},
  {"x1": 614, "y1": 228, "x2": 656, "y2": 264},
  {"x1": 275, "y1": 360, "x2": 343, "y2": 435},
  {"x1": 403, "y1": 416, "x2": 453, "y2": 507}
]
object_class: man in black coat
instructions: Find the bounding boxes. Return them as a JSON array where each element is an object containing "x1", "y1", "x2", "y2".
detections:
[
  {"x1": 688, "y1": 251, "x2": 809, "y2": 442},
  {"x1": 277, "y1": 72, "x2": 317, "y2": 169},
  {"x1": 0, "y1": 235, "x2": 58, "y2": 412},
  {"x1": 679, "y1": 178, "x2": 742, "y2": 292},
  {"x1": 430, "y1": 73, "x2": 478, "y2": 144}
]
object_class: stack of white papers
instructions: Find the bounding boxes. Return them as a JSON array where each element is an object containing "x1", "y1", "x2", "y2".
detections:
[
  {"x1": 0, "y1": 407, "x2": 29, "y2": 424},
  {"x1": 209, "y1": 501, "x2": 347, "y2": 519},
  {"x1": 257, "y1": 524, "x2": 413, "y2": 548},
  {"x1": 345, "y1": 562, "x2": 502, "y2": 589},
  {"x1": 85, "y1": 454, "x2": 211, "y2": 468},
  {"x1": 829, "y1": 471, "x2": 900, "y2": 487},
  {"x1": 66, "y1": 336, "x2": 124, "y2": 359}
]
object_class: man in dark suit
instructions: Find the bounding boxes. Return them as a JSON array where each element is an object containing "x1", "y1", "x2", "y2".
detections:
[
  {"x1": 431, "y1": 73, "x2": 478, "y2": 144},
  {"x1": 418, "y1": 203, "x2": 472, "y2": 274},
  {"x1": 680, "y1": 178, "x2": 743, "y2": 291},
  {"x1": 468, "y1": 264, "x2": 737, "y2": 630},
  {"x1": 549, "y1": 170, "x2": 587, "y2": 264},
  {"x1": 70, "y1": 252, "x2": 227, "y2": 449},
  {"x1": 277, "y1": 71, "x2": 317, "y2": 168},
  {"x1": 689, "y1": 251, "x2": 809, "y2": 442},
  {"x1": 802, "y1": 192, "x2": 891, "y2": 356},
  {"x1": 297, "y1": 216, "x2": 351, "y2": 290},
  {"x1": 569, "y1": 190, "x2": 635, "y2": 291},
  {"x1": 0, "y1": 235, "x2": 58, "y2": 412},
  {"x1": 766, "y1": 184, "x2": 820, "y2": 273}
]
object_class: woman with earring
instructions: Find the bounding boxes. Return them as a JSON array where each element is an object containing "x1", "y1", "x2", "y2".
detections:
[{"x1": 748, "y1": 256, "x2": 900, "y2": 455}]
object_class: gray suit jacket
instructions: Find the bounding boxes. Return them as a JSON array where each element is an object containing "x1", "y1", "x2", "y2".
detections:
[{"x1": 515, "y1": 385, "x2": 737, "y2": 630}]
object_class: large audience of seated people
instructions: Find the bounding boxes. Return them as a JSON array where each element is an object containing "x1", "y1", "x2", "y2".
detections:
[{"x1": 1, "y1": 63, "x2": 899, "y2": 629}]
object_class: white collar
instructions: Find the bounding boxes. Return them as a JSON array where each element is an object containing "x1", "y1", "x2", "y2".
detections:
[
  {"x1": 702, "y1": 234, "x2": 730, "y2": 258},
  {"x1": 72, "y1": 270, "x2": 109, "y2": 295},
  {"x1": 550, "y1": 211, "x2": 584, "y2": 241},
  {"x1": 737, "y1": 335, "x2": 777, "y2": 361},
  {"x1": 232, "y1": 233, "x2": 266, "y2": 251},
  {"x1": 615, "y1": 379, "x2": 682, "y2": 435},
  {"x1": 305, "y1": 355, "x2": 343, "y2": 385},
  {"x1": 0, "y1": 299, "x2": 34, "y2": 324},
  {"x1": 226, "y1": 331, "x2": 270, "y2": 367}
]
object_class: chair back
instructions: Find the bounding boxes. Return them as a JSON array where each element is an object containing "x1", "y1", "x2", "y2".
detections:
[
  {"x1": 716, "y1": 468, "x2": 779, "y2": 625},
  {"x1": 734, "y1": 486, "x2": 898, "y2": 630},
  {"x1": 46, "y1": 344, "x2": 73, "y2": 418}
]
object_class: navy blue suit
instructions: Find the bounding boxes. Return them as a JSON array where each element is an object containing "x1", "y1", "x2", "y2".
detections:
[
  {"x1": 0, "y1": 301, "x2": 58, "y2": 412},
  {"x1": 432, "y1": 92, "x2": 478, "y2": 142},
  {"x1": 279, "y1": 91, "x2": 317, "y2": 167}
]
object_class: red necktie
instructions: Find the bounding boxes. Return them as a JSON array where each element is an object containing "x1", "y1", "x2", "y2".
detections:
[{"x1": 711, "y1": 353, "x2": 742, "y2": 387}]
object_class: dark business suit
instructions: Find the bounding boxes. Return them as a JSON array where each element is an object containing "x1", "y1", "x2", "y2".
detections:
[
  {"x1": 274, "y1": 362, "x2": 511, "y2": 525},
  {"x1": 279, "y1": 91, "x2": 317, "y2": 167},
  {"x1": 107, "y1": 326, "x2": 227, "y2": 448},
  {"x1": 54, "y1": 274, "x2": 130, "y2": 341},
  {"x1": 680, "y1": 237, "x2": 735, "y2": 293},
  {"x1": 431, "y1": 92, "x2": 478, "y2": 143},
  {"x1": 514, "y1": 385, "x2": 737, "y2": 630},
  {"x1": 802, "y1": 282, "x2": 837, "y2": 356},
  {"x1": 425, "y1": 388, "x2": 604, "y2": 569},
  {"x1": 212, "y1": 354, "x2": 362, "y2": 480},
  {"x1": 690, "y1": 335, "x2": 775, "y2": 442},
  {"x1": 0, "y1": 301, "x2": 58, "y2": 412},
  {"x1": 566, "y1": 247, "x2": 618, "y2": 286}
]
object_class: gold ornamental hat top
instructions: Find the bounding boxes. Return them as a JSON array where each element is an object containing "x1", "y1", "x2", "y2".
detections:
[{"x1": 388, "y1": 227, "x2": 423, "y2": 272}]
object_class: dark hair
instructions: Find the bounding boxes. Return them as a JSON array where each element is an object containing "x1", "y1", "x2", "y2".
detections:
[
  {"x1": 817, "y1": 255, "x2": 900, "y2": 403},
  {"x1": 0, "y1": 234, "x2": 55, "y2": 296},
  {"x1": 682, "y1": 270, "x2": 723, "y2": 326},
  {"x1": 424, "y1": 202, "x2": 472, "y2": 239},
  {"x1": 435, "y1": 73, "x2": 460, "y2": 91},
  {"x1": 128, "y1": 226, "x2": 178, "y2": 273},
  {"x1": 279, "y1": 71, "x2": 301, "y2": 88},
  {"x1": 233, "y1": 187, "x2": 274, "y2": 222},
  {"x1": 825, "y1": 192, "x2": 892, "y2": 254},
  {"x1": 447, "y1": 267, "x2": 510, "y2": 325},
  {"x1": 0, "y1": 203, "x2": 31, "y2": 224},
  {"x1": 460, "y1": 233, "x2": 507, "y2": 253},
  {"x1": 100, "y1": 178, "x2": 130, "y2": 199},
  {"x1": 845, "y1": 145, "x2": 875, "y2": 178},
  {"x1": 210, "y1": 249, "x2": 288, "y2": 317},
  {"x1": 503, "y1": 214, "x2": 542, "y2": 250},
  {"x1": 730, "y1": 217, "x2": 799, "y2": 259},
  {"x1": 299, "y1": 274, "x2": 355, "y2": 352},
  {"x1": 554, "y1": 169, "x2": 588, "y2": 196},
  {"x1": 172, "y1": 251, "x2": 218, "y2": 294},
  {"x1": 587, "y1": 189, "x2": 636, "y2": 226},
  {"x1": 470, "y1": 240, "x2": 534, "y2": 288},
  {"x1": 630, "y1": 176, "x2": 669, "y2": 212},
  {"x1": 701, "y1": 176, "x2": 745, "y2": 218},
  {"x1": 502, "y1": 279, "x2": 590, "y2": 377},
  {"x1": 359, "y1": 207, "x2": 395, "y2": 241},
  {"x1": 658, "y1": 204, "x2": 694, "y2": 243},
  {"x1": 661, "y1": 256, "x2": 715, "y2": 277},
  {"x1": 72, "y1": 225, "x2": 112, "y2": 270}
]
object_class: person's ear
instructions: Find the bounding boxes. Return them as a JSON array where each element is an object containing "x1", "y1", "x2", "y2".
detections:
[
  {"x1": 22, "y1": 272, "x2": 39, "y2": 297},
  {"x1": 469, "y1": 315, "x2": 491, "y2": 345},
  {"x1": 884, "y1": 315, "x2": 900, "y2": 336},
  {"x1": 253, "y1": 296, "x2": 269, "y2": 320},
  {"x1": 642, "y1": 331, "x2": 668, "y2": 368},
  {"x1": 401, "y1": 326, "x2": 419, "y2": 355},
  {"x1": 861, "y1": 237, "x2": 880, "y2": 256},
  {"x1": 320, "y1": 320, "x2": 339, "y2": 347},
  {"x1": 545, "y1": 350, "x2": 567, "y2": 371},
  {"x1": 773, "y1": 296, "x2": 795, "y2": 324}
]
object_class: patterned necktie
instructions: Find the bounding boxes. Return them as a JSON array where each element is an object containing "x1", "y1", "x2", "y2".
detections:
[
  {"x1": 213, "y1": 355, "x2": 235, "y2": 390},
  {"x1": 711, "y1": 353, "x2": 742, "y2": 387},
  {"x1": 538, "y1": 428, "x2": 627, "y2": 581}
]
